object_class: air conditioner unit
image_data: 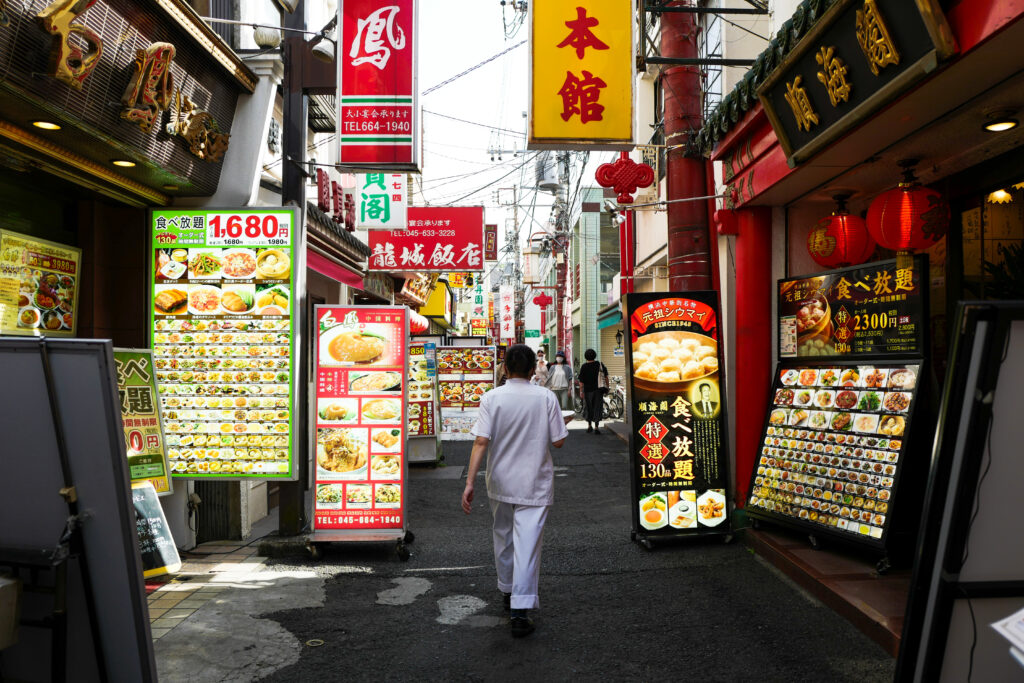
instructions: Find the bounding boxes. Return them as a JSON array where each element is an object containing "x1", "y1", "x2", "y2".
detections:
[{"x1": 634, "y1": 146, "x2": 660, "y2": 205}]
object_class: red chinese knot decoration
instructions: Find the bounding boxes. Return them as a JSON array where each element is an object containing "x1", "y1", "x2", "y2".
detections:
[
  {"x1": 595, "y1": 154, "x2": 655, "y2": 204},
  {"x1": 807, "y1": 213, "x2": 875, "y2": 269},
  {"x1": 866, "y1": 163, "x2": 950, "y2": 251},
  {"x1": 533, "y1": 293, "x2": 553, "y2": 307}
]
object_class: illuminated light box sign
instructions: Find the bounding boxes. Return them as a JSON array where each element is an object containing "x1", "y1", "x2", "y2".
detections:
[{"x1": 149, "y1": 208, "x2": 301, "y2": 480}]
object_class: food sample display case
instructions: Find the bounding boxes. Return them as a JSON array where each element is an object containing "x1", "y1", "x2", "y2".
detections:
[
  {"x1": 745, "y1": 257, "x2": 930, "y2": 562},
  {"x1": 437, "y1": 345, "x2": 495, "y2": 441},
  {"x1": 407, "y1": 341, "x2": 441, "y2": 464},
  {"x1": 149, "y1": 208, "x2": 302, "y2": 480},
  {"x1": 311, "y1": 305, "x2": 412, "y2": 558}
]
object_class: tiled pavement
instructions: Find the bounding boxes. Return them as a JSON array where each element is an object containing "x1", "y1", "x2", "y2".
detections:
[{"x1": 146, "y1": 541, "x2": 267, "y2": 641}]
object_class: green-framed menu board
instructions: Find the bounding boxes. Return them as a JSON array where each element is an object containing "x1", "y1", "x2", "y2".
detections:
[{"x1": 149, "y1": 208, "x2": 301, "y2": 480}]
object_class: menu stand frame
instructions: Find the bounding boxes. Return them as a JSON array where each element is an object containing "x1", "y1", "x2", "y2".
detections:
[
  {"x1": 308, "y1": 305, "x2": 414, "y2": 561},
  {"x1": 743, "y1": 356, "x2": 930, "y2": 571},
  {"x1": 896, "y1": 302, "x2": 1024, "y2": 682}
]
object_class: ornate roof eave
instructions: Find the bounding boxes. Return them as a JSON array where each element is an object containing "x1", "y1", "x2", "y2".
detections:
[{"x1": 695, "y1": 0, "x2": 837, "y2": 157}]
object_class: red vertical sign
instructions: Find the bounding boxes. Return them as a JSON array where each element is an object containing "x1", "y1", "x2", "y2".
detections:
[
  {"x1": 313, "y1": 306, "x2": 408, "y2": 532},
  {"x1": 338, "y1": 0, "x2": 419, "y2": 170},
  {"x1": 484, "y1": 223, "x2": 498, "y2": 261}
]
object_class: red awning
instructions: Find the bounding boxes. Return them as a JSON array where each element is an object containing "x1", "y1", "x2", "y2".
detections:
[{"x1": 307, "y1": 250, "x2": 364, "y2": 288}]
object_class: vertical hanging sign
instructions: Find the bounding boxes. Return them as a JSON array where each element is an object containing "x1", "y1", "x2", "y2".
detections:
[
  {"x1": 338, "y1": 0, "x2": 420, "y2": 171},
  {"x1": 356, "y1": 173, "x2": 408, "y2": 230},
  {"x1": 313, "y1": 305, "x2": 409, "y2": 535},
  {"x1": 529, "y1": 0, "x2": 635, "y2": 150},
  {"x1": 484, "y1": 224, "x2": 498, "y2": 261},
  {"x1": 499, "y1": 286, "x2": 515, "y2": 340}
]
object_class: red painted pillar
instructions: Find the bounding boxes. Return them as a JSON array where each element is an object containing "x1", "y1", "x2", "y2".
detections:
[{"x1": 733, "y1": 206, "x2": 773, "y2": 507}]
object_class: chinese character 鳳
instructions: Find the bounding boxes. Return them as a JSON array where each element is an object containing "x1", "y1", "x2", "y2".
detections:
[{"x1": 349, "y1": 6, "x2": 406, "y2": 70}]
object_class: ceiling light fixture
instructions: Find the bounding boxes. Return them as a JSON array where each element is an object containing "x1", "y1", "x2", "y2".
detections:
[
  {"x1": 31, "y1": 120, "x2": 61, "y2": 130},
  {"x1": 987, "y1": 189, "x2": 1013, "y2": 204},
  {"x1": 111, "y1": 159, "x2": 136, "y2": 168},
  {"x1": 983, "y1": 110, "x2": 1019, "y2": 132}
]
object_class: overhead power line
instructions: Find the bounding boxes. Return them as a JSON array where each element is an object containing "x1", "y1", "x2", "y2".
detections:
[
  {"x1": 423, "y1": 110, "x2": 527, "y2": 138},
  {"x1": 422, "y1": 40, "x2": 527, "y2": 96}
]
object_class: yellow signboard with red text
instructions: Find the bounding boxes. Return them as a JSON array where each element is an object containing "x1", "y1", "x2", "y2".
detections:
[{"x1": 529, "y1": 0, "x2": 634, "y2": 149}]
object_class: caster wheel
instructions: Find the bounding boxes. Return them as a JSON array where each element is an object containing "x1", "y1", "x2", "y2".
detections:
[
  {"x1": 396, "y1": 543, "x2": 411, "y2": 561},
  {"x1": 307, "y1": 543, "x2": 322, "y2": 560},
  {"x1": 640, "y1": 539, "x2": 654, "y2": 551},
  {"x1": 404, "y1": 530, "x2": 415, "y2": 544}
]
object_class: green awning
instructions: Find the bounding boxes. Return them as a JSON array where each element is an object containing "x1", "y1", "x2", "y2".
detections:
[{"x1": 597, "y1": 309, "x2": 622, "y2": 329}]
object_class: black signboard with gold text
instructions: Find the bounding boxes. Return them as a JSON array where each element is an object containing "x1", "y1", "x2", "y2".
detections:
[
  {"x1": 625, "y1": 292, "x2": 731, "y2": 542},
  {"x1": 778, "y1": 255, "x2": 927, "y2": 359}
]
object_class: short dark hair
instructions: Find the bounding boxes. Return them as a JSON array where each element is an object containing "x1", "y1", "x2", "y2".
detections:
[
  {"x1": 504, "y1": 344, "x2": 536, "y2": 378},
  {"x1": 698, "y1": 382, "x2": 712, "y2": 393},
  {"x1": 584, "y1": 348, "x2": 597, "y2": 360}
]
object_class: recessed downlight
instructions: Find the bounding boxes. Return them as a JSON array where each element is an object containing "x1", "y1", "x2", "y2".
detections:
[
  {"x1": 162, "y1": 184, "x2": 179, "y2": 191},
  {"x1": 31, "y1": 120, "x2": 61, "y2": 131},
  {"x1": 111, "y1": 159, "x2": 136, "y2": 168},
  {"x1": 984, "y1": 118, "x2": 1019, "y2": 132}
]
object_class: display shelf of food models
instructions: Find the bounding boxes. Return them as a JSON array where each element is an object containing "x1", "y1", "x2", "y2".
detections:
[
  {"x1": 745, "y1": 361, "x2": 920, "y2": 548},
  {"x1": 151, "y1": 245, "x2": 294, "y2": 478},
  {"x1": 437, "y1": 346, "x2": 495, "y2": 441},
  {"x1": 407, "y1": 344, "x2": 437, "y2": 438}
]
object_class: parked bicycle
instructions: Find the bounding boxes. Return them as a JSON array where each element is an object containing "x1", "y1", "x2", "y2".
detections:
[{"x1": 603, "y1": 375, "x2": 624, "y2": 420}]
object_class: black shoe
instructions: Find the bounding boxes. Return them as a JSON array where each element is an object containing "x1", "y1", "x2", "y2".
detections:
[
  {"x1": 510, "y1": 616, "x2": 535, "y2": 638},
  {"x1": 502, "y1": 592, "x2": 511, "y2": 611},
  {"x1": 586, "y1": 425, "x2": 593, "y2": 433}
]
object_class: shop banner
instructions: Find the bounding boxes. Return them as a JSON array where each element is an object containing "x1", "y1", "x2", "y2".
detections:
[
  {"x1": 0, "y1": 229, "x2": 81, "y2": 337},
  {"x1": 484, "y1": 223, "x2": 498, "y2": 261},
  {"x1": 313, "y1": 306, "x2": 408, "y2": 532},
  {"x1": 356, "y1": 173, "x2": 407, "y2": 230},
  {"x1": 114, "y1": 349, "x2": 172, "y2": 495},
  {"x1": 499, "y1": 286, "x2": 515, "y2": 340},
  {"x1": 149, "y1": 208, "x2": 301, "y2": 480},
  {"x1": 746, "y1": 359, "x2": 922, "y2": 547},
  {"x1": 368, "y1": 207, "x2": 484, "y2": 272},
  {"x1": 625, "y1": 292, "x2": 730, "y2": 538},
  {"x1": 338, "y1": 0, "x2": 419, "y2": 170},
  {"x1": 408, "y1": 342, "x2": 437, "y2": 437},
  {"x1": 529, "y1": 0, "x2": 634, "y2": 150},
  {"x1": 470, "y1": 318, "x2": 487, "y2": 336},
  {"x1": 778, "y1": 255, "x2": 927, "y2": 359}
]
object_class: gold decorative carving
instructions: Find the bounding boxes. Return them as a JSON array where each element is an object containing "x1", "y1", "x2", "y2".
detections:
[
  {"x1": 121, "y1": 42, "x2": 176, "y2": 133},
  {"x1": 856, "y1": 0, "x2": 901, "y2": 76},
  {"x1": 166, "y1": 90, "x2": 231, "y2": 163},
  {"x1": 815, "y1": 45, "x2": 851, "y2": 107},
  {"x1": 783, "y1": 75, "x2": 819, "y2": 132},
  {"x1": 36, "y1": 0, "x2": 104, "y2": 89}
]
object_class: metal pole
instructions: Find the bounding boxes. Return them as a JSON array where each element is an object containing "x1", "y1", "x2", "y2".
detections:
[{"x1": 278, "y1": 0, "x2": 308, "y2": 537}]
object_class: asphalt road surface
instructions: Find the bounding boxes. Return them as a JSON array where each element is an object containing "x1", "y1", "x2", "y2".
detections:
[{"x1": 259, "y1": 423, "x2": 894, "y2": 682}]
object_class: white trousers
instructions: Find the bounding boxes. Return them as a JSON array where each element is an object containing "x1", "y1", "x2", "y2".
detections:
[{"x1": 489, "y1": 498, "x2": 550, "y2": 610}]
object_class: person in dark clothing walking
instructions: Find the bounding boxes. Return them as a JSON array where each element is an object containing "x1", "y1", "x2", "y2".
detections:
[{"x1": 576, "y1": 348, "x2": 608, "y2": 434}]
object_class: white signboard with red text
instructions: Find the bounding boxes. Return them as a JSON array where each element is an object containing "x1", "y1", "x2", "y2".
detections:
[
  {"x1": 313, "y1": 306, "x2": 408, "y2": 540},
  {"x1": 338, "y1": 0, "x2": 420, "y2": 171},
  {"x1": 499, "y1": 286, "x2": 515, "y2": 341},
  {"x1": 368, "y1": 207, "x2": 485, "y2": 272}
]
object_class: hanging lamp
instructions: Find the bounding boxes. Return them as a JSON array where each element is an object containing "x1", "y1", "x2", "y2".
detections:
[
  {"x1": 807, "y1": 193, "x2": 876, "y2": 268},
  {"x1": 866, "y1": 159, "x2": 949, "y2": 251}
]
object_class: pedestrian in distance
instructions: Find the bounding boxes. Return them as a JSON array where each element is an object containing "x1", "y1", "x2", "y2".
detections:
[
  {"x1": 577, "y1": 348, "x2": 609, "y2": 434},
  {"x1": 531, "y1": 348, "x2": 549, "y2": 386},
  {"x1": 543, "y1": 350, "x2": 574, "y2": 410},
  {"x1": 462, "y1": 344, "x2": 569, "y2": 638}
]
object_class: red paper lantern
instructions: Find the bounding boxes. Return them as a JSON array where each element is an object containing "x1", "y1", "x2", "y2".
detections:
[
  {"x1": 866, "y1": 163, "x2": 949, "y2": 250},
  {"x1": 807, "y1": 212, "x2": 876, "y2": 268},
  {"x1": 409, "y1": 312, "x2": 429, "y2": 334}
]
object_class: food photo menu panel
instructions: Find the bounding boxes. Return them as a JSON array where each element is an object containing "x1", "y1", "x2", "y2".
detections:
[
  {"x1": 313, "y1": 306, "x2": 408, "y2": 532},
  {"x1": 625, "y1": 292, "x2": 731, "y2": 538},
  {"x1": 407, "y1": 343, "x2": 436, "y2": 437},
  {"x1": 149, "y1": 208, "x2": 299, "y2": 479},
  {"x1": 745, "y1": 361, "x2": 921, "y2": 547}
]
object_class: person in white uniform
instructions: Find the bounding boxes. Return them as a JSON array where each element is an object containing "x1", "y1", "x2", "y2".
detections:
[{"x1": 462, "y1": 344, "x2": 569, "y2": 637}]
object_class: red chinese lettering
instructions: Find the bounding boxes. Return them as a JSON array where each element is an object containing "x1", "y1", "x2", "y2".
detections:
[
  {"x1": 556, "y1": 6, "x2": 609, "y2": 60},
  {"x1": 558, "y1": 70, "x2": 606, "y2": 123}
]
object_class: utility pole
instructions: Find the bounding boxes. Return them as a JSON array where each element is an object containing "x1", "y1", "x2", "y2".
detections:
[{"x1": 662, "y1": 2, "x2": 712, "y2": 291}]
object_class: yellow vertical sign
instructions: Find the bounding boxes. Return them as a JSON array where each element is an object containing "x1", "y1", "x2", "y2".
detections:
[{"x1": 530, "y1": 0, "x2": 635, "y2": 149}]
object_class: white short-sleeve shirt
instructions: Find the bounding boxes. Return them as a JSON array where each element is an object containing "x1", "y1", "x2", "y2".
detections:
[{"x1": 471, "y1": 378, "x2": 569, "y2": 506}]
